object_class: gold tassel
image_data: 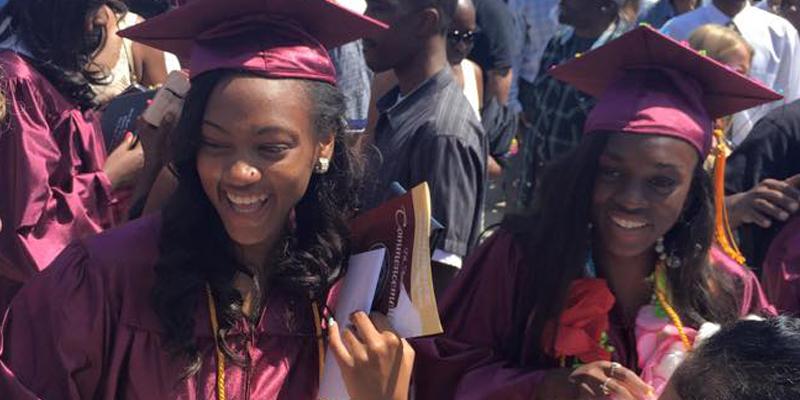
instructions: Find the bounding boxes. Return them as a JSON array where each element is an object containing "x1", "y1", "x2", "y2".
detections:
[{"x1": 712, "y1": 126, "x2": 746, "y2": 265}]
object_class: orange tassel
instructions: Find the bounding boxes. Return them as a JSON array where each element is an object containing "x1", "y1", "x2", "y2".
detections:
[{"x1": 712, "y1": 125, "x2": 746, "y2": 265}]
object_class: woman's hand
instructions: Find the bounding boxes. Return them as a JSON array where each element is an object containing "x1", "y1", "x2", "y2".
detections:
[
  {"x1": 136, "y1": 113, "x2": 176, "y2": 172},
  {"x1": 104, "y1": 133, "x2": 144, "y2": 190},
  {"x1": 328, "y1": 311, "x2": 414, "y2": 400},
  {"x1": 536, "y1": 362, "x2": 654, "y2": 400}
]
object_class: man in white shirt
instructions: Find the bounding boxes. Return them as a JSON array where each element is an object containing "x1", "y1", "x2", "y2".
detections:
[{"x1": 662, "y1": 0, "x2": 800, "y2": 146}]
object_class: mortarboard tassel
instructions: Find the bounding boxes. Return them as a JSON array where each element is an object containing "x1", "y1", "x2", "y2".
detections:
[{"x1": 712, "y1": 125, "x2": 746, "y2": 266}]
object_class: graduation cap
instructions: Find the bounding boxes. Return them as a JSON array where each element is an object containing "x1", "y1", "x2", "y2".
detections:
[
  {"x1": 549, "y1": 25, "x2": 782, "y2": 157},
  {"x1": 119, "y1": 0, "x2": 387, "y2": 84}
]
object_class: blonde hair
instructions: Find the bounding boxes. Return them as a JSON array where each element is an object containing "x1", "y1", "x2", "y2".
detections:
[{"x1": 688, "y1": 24, "x2": 754, "y2": 70}]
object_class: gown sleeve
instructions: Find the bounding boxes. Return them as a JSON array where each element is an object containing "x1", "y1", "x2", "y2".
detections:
[
  {"x1": 0, "y1": 75, "x2": 114, "y2": 280},
  {"x1": 0, "y1": 243, "x2": 112, "y2": 400},
  {"x1": 411, "y1": 230, "x2": 547, "y2": 400}
]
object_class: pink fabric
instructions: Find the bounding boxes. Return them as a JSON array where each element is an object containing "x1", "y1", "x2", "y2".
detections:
[
  {"x1": 635, "y1": 305, "x2": 698, "y2": 397},
  {"x1": 0, "y1": 215, "x2": 320, "y2": 399},
  {"x1": 411, "y1": 232, "x2": 777, "y2": 400},
  {"x1": 709, "y1": 245, "x2": 777, "y2": 316},
  {"x1": 585, "y1": 68, "x2": 712, "y2": 156},
  {"x1": 0, "y1": 51, "x2": 114, "y2": 313},
  {"x1": 762, "y1": 215, "x2": 800, "y2": 314}
]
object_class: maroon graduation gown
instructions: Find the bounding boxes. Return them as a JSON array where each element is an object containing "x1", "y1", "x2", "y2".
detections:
[
  {"x1": 0, "y1": 215, "x2": 320, "y2": 399},
  {"x1": 0, "y1": 51, "x2": 114, "y2": 312},
  {"x1": 411, "y1": 230, "x2": 776, "y2": 400},
  {"x1": 763, "y1": 214, "x2": 800, "y2": 314}
]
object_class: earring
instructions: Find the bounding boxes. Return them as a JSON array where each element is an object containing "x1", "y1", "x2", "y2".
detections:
[
  {"x1": 314, "y1": 157, "x2": 330, "y2": 174},
  {"x1": 656, "y1": 237, "x2": 682, "y2": 268},
  {"x1": 655, "y1": 237, "x2": 667, "y2": 261}
]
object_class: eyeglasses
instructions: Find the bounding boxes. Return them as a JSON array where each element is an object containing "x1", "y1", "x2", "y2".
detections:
[{"x1": 447, "y1": 29, "x2": 478, "y2": 45}]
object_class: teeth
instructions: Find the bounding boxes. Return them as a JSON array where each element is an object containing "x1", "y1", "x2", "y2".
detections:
[
  {"x1": 226, "y1": 193, "x2": 267, "y2": 206},
  {"x1": 611, "y1": 216, "x2": 647, "y2": 229}
]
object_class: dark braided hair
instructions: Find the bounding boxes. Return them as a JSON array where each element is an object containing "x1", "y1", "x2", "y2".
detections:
[
  {"x1": 1, "y1": 0, "x2": 128, "y2": 109},
  {"x1": 151, "y1": 69, "x2": 364, "y2": 374}
]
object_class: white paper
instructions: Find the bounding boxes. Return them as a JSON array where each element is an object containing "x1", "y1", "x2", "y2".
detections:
[{"x1": 318, "y1": 248, "x2": 386, "y2": 400}]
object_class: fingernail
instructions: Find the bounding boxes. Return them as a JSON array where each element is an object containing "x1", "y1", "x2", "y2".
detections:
[
  {"x1": 791, "y1": 203, "x2": 799, "y2": 211},
  {"x1": 780, "y1": 212, "x2": 789, "y2": 220},
  {"x1": 328, "y1": 316, "x2": 335, "y2": 326}
]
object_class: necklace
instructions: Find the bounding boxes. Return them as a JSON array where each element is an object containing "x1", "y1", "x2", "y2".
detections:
[{"x1": 652, "y1": 261, "x2": 691, "y2": 351}]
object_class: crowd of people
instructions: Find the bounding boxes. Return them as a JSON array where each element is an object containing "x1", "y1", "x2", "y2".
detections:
[{"x1": 0, "y1": 0, "x2": 800, "y2": 399}]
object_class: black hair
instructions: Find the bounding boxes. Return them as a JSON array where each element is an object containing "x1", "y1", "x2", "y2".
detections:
[
  {"x1": 502, "y1": 132, "x2": 742, "y2": 366},
  {"x1": 151, "y1": 70, "x2": 364, "y2": 373},
  {"x1": 672, "y1": 316, "x2": 800, "y2": 400},
  {"x1": 409, "y1": 0, "x2": 458, "y2": 33},
  {"x1": 1, "y1": 0, "x2": 128, "y2": 109}
]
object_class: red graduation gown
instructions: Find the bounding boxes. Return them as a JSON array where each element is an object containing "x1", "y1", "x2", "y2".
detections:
[
  {"x1": 0, "y1": 51, "x2": 114, "y2": 312},
  {"x1": 0, "y1": 215, "x2": 320, "y2": 399},
  {"x1": 411, "y1": 230, "x2": 775, "y2": 400}
]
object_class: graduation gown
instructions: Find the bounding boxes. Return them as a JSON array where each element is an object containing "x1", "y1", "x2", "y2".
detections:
[
  {"x1": 0, "y1": 215, "x2": 320, "y2": 399},
  {"x1": 411, "y1": 230, "x2": 775, "y2": 400},
  {"x1": 762, "y1": 214, "x2": 800, "y2": 314},
  {"x1": 0, "y1": 51, "x2": 114, "y2": 312}
]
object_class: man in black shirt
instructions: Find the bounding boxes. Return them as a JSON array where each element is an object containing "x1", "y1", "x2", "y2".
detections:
[
  {"x1": 363, "y1": 0, "x2": 487, "y2": 295},
  {"x1": 469, "y1": 0, "x2": 516, "y2": 104},
  {"x1": 726, "y1": 99, "x2": 800, "y2": 269}
]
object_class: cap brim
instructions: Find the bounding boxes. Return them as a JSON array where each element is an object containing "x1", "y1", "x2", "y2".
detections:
[
  {"x1": 119, "y1": 0, "x2": 387, "y2": 60},
  {"x1": 549, "y1": 26, "x2": 782, "y2": 119}
]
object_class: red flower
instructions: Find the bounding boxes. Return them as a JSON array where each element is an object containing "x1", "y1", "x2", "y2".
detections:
[{"x1": 542, "y1": 278, "x2": 616, "y2": 363}]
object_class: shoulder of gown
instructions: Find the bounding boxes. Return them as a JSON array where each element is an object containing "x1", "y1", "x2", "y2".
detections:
[
  {"x1": 0, "y1": 215, "x2": 163, "y2": 399},
  {"x1": 708, "y1": 244, "x2": 777, "y2": 317},
  {"x1": 411, "y1": 229, "x2": 548, "y2": 400},
  {"x1": 762, "y1": 215, "x2": 800, "y2": 314}
]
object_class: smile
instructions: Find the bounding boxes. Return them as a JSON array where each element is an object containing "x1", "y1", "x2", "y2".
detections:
[
  {"x1": 225, "y1": 191, "x2": 269, "y2": 214},
  {"x1": 610, "y1": 215, "x2": 648, "y2": 230}
]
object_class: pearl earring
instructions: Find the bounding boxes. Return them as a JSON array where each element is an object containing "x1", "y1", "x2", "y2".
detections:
[{"x1": 314, "y1": 157, "x2": 330, "y2": 174}]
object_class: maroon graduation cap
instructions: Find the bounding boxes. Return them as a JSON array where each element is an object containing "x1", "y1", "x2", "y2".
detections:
[
  {"x1": 119, "y1": 0, "x2": 387, "y2": 84},
  {"x1": 549, "y1": 25, "x2": 782, "y2": 156}
]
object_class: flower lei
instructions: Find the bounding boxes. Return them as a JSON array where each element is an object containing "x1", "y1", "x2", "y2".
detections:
[{"x1": 543, "y1": 256, "x2": 695, "y2": 396}]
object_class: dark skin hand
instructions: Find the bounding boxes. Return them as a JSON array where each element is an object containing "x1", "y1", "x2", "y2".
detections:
[
  {"x1": 726, "y1": 174, "x2": 800, "y2": 229},
  {"x1": 535, "y1": 362, "x2": 654, "y2": 400}
]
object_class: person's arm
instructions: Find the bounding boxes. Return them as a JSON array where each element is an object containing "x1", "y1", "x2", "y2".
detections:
[
  {"x1": 475, "y1": 0, "x2": 516, "y2": 105},
  {"x1": 0, "y1": 78, "x2": 120, "y2": 272},
  {"x1": 408, "y1": 132, "x2": 482, "y2": 258},
  {"x1": 776, "y1": 24, "x2": 800, "y2": 104},
  {"x1": 475, "y1": 62, "x2": 485, "y2": 111},
  {"x1": 130, "y1": 17, "x2": 168, "y2": 87},
  {"x1": 0, "y1": 244, "x2": 111, "y2": 399},
  {"x1": 486, "y1": 69, "x2": 512, "y2": 105},
  {"x1": 411, "y1": 231, "x2": 653, "y2": 399}
]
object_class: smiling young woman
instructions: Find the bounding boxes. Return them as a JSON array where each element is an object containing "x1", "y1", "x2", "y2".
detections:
[
  {"x1": 411, "y1": 27, "x2": 779, "y2": 400},
  {"x1": 0, "y1": 1, "x2": 415, "y2": 399}
]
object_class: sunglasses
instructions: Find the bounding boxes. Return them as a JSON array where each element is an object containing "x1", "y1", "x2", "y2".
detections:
[{"x1": 447, "y1": 29, "x2": 478, "y2": 45}]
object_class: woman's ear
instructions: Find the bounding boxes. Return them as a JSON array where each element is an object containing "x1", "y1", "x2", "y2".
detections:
[{"x1": 318, "y1": 131, "x2": 336, "y2": 161}]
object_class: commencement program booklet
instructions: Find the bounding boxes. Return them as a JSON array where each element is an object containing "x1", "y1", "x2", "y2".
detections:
[{"x1": 319, "y1": 182, "x2": 442, "y2": 400}]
